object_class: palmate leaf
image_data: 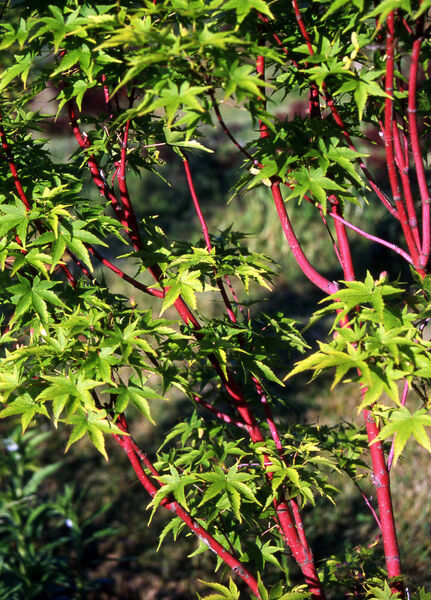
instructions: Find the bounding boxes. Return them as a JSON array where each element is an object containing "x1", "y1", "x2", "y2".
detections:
[
  {"x1": 160, "y1": 270, "x2": 206, "y2": 314},
  {"x1": 11, "y1": 248, "x2": 52, "y2": 278},
  {"x1": 65, "y1": 409, "x2": 127, "y2": 460},
  {"x1": 366, "y1": 580, "x2": 401, "y2": 600},
  {"x1": 7, "y1": 276, "x2": 68, "y2": 323},
  {"x1": 321, "y1": 272, "x2": 403, "y2": 323},
  {"x1": 38, "y1": 373, "x2": 105, "y2": 423},
  {"x1": 374, "y1": 407, "x2": 431, "y2": 465},
  {"x1": 0, "y1": 367, "x2": 22, "y2": 402},
  {"x1": 224, "y1": 62, "x2": 269, "y2": 98},
  {"x1": 0, "y1": 392, "x2": 49, "y2": 432},
  {"x1": 147, "y1": 466, "x2": 197, "y2": 519},
  {"x1": 59, "y1": 219, "x2": 107, "y2": 272},
  {"x1": 286, "y1": 166, "x2": 345, "y2": 213},
  {"x1": 0, "y1": 201, "x2": 28, "y2": 240},
  {"x1": 365, "y1": 0, "x2": 411, "y2": 25},
  {"x1": 199, "y1": 463, "x2": 260, "y2": 522},
  {"x1": 140, "y1": 82, "x2": 209, "y2": 127},
  {"x1": 223, "y1": 0, "x2": 274, "y2": 23},
  {"x1": 198, "y1": 578, "x2": 240, "y2": 600},
  {"x1": 112, "y1": 384, "x2": 165, "y2": 423},
  {"x1": 0, "y1": 52, "x2": 32, "y2": 93},
  {"x1": 284, "y1": 341, "x2": 369, "y2": 388}
]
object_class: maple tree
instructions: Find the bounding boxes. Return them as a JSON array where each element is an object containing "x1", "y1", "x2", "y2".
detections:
[{"x1": 1, "y1": 1, "x2": 431, "y2": 598}]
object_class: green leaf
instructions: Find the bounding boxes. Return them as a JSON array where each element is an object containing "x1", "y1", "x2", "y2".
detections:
[
  {"x1": 0, "y1": 393, "x2": 49, "y2": 432},
  {"x1": 374, "y1": 408, "x2": 431, "y2": 465},
  {"x1": 223, "y1": 0, "x2": 273, "y2": 22},
  {"x1": 115, "y1": 385, "x2": 161, "y2": 423},
  {"x1": 199, "y1": 578, "x2": 240, "y2": 600},
  {"x1": 0, "y1": 52, "x2": 32, "y2": 93}
]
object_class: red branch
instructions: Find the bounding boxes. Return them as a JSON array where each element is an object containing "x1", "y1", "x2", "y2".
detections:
[
  {"x1": 364, "y1": 409, "x2": 402, "y2": 580},
  {"x1": 112, "y1": 418, "x2": 260, "y2": 597},
  {"x1": 118, "y1": 120, "x2": 143, "y2": 251},
  {"x1": 88, "y1": 246, "x2": 164, "y2": 299},
  {"x1": 329, "y1": 211, "x2": 413, "y2": 265},
  {"x1": 289, "y1": 3, "x2": 397, "y2": 217},
  {"x1": 67, "y1": 101, "x2": 127, "y2": 227},
  {"x1": 384, "y1": 13, "x2": 420, "y2": 267},
  {"x1": 193, "y1": 396, "x2": 247, "y2": 430},
  {"x1": 272, "y1": 182, "x2": 338, "y2": 294},
  {"x1": 255, "y1": 53, "x2": 325, "y2": 600},
  {"x1": 0, "y1": 113, "x2": 31, "y2": 211},
  {"x1": 407, "y1": 17, "x2": 430, "y2": 269},
  {"x1": 329, "y1": 198, "x2": 355, "y2": 281},
  {"x1": 183, "y1": 154, "x2": 319, "y2": 570},
  {"x1": 392, "y1": 119, "x2": 421, "y2": 248},
  {"x1": 291, "y1": 0, "x2": 320, "y2": 117},
  {"x1": 331, "y1": 188, "x2": 403, "y2": 585},
  {"x1": 0, "y1": 110, "x2": 76, "y2": 286},
  {"x1": 256, "y1": 54, "x2": 270, "y2": 138}
]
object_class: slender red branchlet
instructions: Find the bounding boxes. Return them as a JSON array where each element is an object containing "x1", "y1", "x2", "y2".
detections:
[{"x1": 330, "y1": 211, "x2": 413, "y2": 265}]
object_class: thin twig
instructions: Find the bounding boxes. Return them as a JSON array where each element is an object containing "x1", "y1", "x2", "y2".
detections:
[{"x1": 329, "y1": 212, "x2": 413, "y2": 265}]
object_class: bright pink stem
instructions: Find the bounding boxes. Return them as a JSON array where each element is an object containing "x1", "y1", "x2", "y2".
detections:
[
  {"x1": 329, "y1": 212, "x2": 413, "y2": 265},
  {"x1": 193, "y1": 396, "x2": 247, "y2": 430}
]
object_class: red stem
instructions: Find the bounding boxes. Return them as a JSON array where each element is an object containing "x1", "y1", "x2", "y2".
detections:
[
  {"x1": 0, "y1": 113, "x2": 31, "y2": 211},
  {"x1": 289, "y1": 2, "x2": 397, "y2": 216},
  {"x1": 256, "y1": 54, "x2": 269, "y2": 139},
  {"x1": 290, "y1": 0, "x2": 320, "y2": 118},
  {"x1": 193, "y1": 395, "x2": 247, "y2": 430},
  {"x1": 71, "y1": 77, "x2": 323, "y2": 597},
  {"x1": 323, "y1": 93, "x2": 399, "y2": 219},
  {"x1": 384, "y1": 13, "x2": 421, "y2": 267},
  {"x1": 118, "y1": 120, "x2": 143, "y2": 251},
  {"x1": 331, "y1": 194, "x2": 403, "y2": 586},
  {"x1": 392, "y1": 119, "x2": 421, "y2": 249},
  {"x1": 182, "y1": 155, "x2": 239, "y2": 323},
  {"x1": 0, "y1": 110, "x2": 76, "y2": 286},
  {"x1": 329, "y1": 198, "x2": 356, "y2": 281},
  {"x1": 257, "y1": 13, "x2": 296, "y2": 63},
  {"x1": 329, "y1": 212, "x2": 413, "y2": 265},
  {"x1": 112, "y1": 426, "x2": 260, "y2": 597},
  {"x1": 183, "y1": 157, "x2": 212, "y2": 250},
  {"x1": 88, "y1": 246, "x2": 164, "y2": 299},
  {"x1": 364, "y1": 409, "x2": 402, "y2": 580},
  {"x1": 407, "y1": 17, "x2": 430, "y2": 269},
  {"x1": 67, "y1": 100, "x2": 204, "y2": 327},
  {"x1": 67, "y1": 101, "x2": 127, "y2": 225},
  {"x1": 184, "y1": 153, "x2": 317, "y2": 560},
  {"x1": 272, "y1": 182, "x2": 338, "y2": 294},
  {"x1": 255, "y1": 54, "x2": 325, "y2": 599}
]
